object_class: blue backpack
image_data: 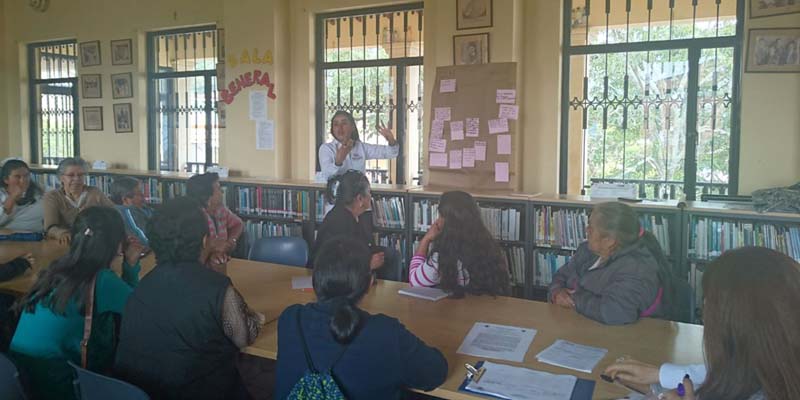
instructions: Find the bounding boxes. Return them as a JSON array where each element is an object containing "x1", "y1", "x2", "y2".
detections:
[{"x1": 287, "y1": 310, "x2": 349, "y2": 400}]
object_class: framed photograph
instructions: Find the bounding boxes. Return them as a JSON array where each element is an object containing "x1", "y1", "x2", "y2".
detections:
[
  {"x1": 79, "y1": 41, "x2": 101, "y2": 67},
  {"x1": 746, "y1": 28, "x2": 800, "y2": 73},
  {"x1": 111, "y1": 72, "x2": 133, "y2": 99},
  {"x1": 82, "y1": 106, "x2": 103, "y2": 131},
  {"x1": 113, "y1": 103, "x2": 134, "y2": 133},
  {"x1": 457, "y1": 0, "x2": 492, "y2": 30},
  {"x1": 81, "y1": 74, "x2": 102, "y2": 99},
  {"x1": 453, "y1": 33, "x2": 490, "y2": 65},
  {"x1": 110, "y1": 39, "x2": 133, "y2": 65},
  {"x1": 750, "y1": 0, "x2": 800, "y2": 19}
]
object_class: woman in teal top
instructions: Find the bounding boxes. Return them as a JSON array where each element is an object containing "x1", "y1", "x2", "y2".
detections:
[{"x1": 10, "y1": 206, "x2": 145, "y2": 400}]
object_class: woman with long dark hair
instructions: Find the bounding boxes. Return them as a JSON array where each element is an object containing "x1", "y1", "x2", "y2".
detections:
[
  {"x1": 0, "y1": 159, "x2": 43, "y2": 232},
  {"x1": 9, "y1": 206, "x2": 144, "y2": 399},
  {"x1": 275, "y1": 236, "x2": 447, "y2": 399},
  {"x1": 409, "y1": 191, "x2": 511, "y2": 297}
]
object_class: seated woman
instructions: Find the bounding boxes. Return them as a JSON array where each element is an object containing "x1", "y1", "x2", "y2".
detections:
[
  {"x1": 548, "y1": 202, "x2": 672, "y2": 325},
  {"x1": 9, "y1": 206, "x2": 144, "y2": 400},
  {"x1": 110, "y1": 176, "x2": 153, "y2": 247},
  {"x1": 0, "y1": 159, "x2": 44, "y2": 232},
  {"x1": 410, "y1": 190, "x2": 510, "y2": 297},
  {"x1": 42, "y1": 157, "x2": 114, "y2": 244},
  {"x1": 275, "y1": 236, "x2": 448, "y2": 399},
  {"x1": 114, "y1": 197, "x2": 264, "y2": 400},
  {"x1": 186, "y1": 172, "x2": 243, "y2": 270},
  {"x1": 603, "y1": 247, "x2": 800, "y2": 400}
]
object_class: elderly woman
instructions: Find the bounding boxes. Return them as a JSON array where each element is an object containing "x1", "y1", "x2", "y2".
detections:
[
  {"x1": 42, "y1": 157, "x2": 113, "y2": 244},
  {"x1": 185, "y1": 172, "x2": 243, "y2": 269},
  {"x1": 0, "y1": 159, "x2": 44, "y2": 232},
  {"x1": 548, "y1": 202, "x2": 673, "y2": 325}
]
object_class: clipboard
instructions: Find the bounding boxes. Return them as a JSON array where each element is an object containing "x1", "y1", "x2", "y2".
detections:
[{"x1": 458, "y1": 361, "x2": 596, "y2": 400}]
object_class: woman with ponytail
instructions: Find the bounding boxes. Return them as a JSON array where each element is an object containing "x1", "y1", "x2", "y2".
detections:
[
  {"x1": 548, "y1": 202, "x2": 675, "y2": 325},
  {"x1": 275, "y1": 237, "x2": 448, "y2": 399},
  {"x1": 10, "y1": 206, "x2": 144, "y2": 399}
]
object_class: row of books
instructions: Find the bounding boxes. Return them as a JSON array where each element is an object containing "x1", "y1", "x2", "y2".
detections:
[
  {"x1": 372, "y1": 196, "x2": 406, "y2": 229},
  {"x1": 31, "y1": 172, "x2": 59, "y2": 191},
  {"x1": 243, "y1": 220, "x2": 303, "y2": 245},
  {"x1": 412, "y1": 200, "x2": 523, "y2": 241},
  {"x1": 533, "y1": 251, "x2": 572, "y2": 287},
  {"x1": 159, "y1": 181, "x2": 187, "y2": 200},
  {"x1": 688, "y1": 217, "x2": 800, "y2": 262},
  {"x1": 503, "y1": 245, "x2": 526, "y2": 286},
  {"x1": 374, "y1": 233, "x2": 407, "y2": 267},
  {"x1": 232, "y1": 186, "x2": 311, "y2": 219}
]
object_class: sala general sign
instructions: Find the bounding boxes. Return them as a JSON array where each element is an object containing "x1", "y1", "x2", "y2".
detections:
[{"x1": 220, "y1": 69, "x2": 276, "y2": 105}]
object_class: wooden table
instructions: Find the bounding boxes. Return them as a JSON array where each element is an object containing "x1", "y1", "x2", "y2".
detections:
[{"x1": 0, "y1": 241, "x2": 705, "y2": 400}]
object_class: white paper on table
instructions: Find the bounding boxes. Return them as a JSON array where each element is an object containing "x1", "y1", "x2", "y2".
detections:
[
  {"x1": 291, "y1": 276, "x2": 312, "y2": 290},
  {"x1": 474, "y1": 141, "x2": 487, "y2": 161},
  {"x1": 488, "y1": 118, "x2": 509, "y2": 134},
  {"x1": 431, "y1": 120, "x2": 445, "y2": 137},
  {"x1": 495, "y1": 162, "x2": 509, "y2": 183},
  {"x1": 429, "y1": 138, "x2": 447, "y2": 153},
  {"x1": 434, "y1": 107, "x2": 451, "y2": 121},
  {"x1": 440, "y1": 79, "x2": 456, "y2": 93},
  {"x1": 463, "y1": 148, "x2": 476, "y2": 168},
  {"x1": 456, "y1": 322, "x2": 537, "y2": 362},
  {"x1": 535, "y1": 339, "x2": 609, "y2": 373},
  {"x1": 463, "y1": 361, "x2": 577, "y2": 400},
  {"x1": 497, "y1": 134, "x2": 512, "y2": 155},
  {"x1": 449, "y1": 150, "x2": 462, "y2": 169},
  {"x1": 249, "y1": 90, "x2": 268, "y2": 121},
  {"x1": 450, "y1": 121, "x2": 464, "y2": 141},
  {"x1": 466, "y1": 117, "x2": 480, "y2": 137},
  {"x1": 499, "y1": 104, "x2": 519, "y2": 120},
  {"x1": 256, "y1": 120, "x2": 274, "y2": 150},
  {"x1": 496, "y1": 89, "x2": 517, "y2": 104},
  {"x1": 430, "y1": 152, "x2": 448, "y2": 167}
]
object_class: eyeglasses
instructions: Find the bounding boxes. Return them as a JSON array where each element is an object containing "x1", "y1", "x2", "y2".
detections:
[{"x1": 62, "y1": 173, "x2": 86, "y2": 180}]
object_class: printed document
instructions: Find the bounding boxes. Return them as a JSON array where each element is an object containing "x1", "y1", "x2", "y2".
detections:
[
  {"x1": 464, "y1": 361, "x2": 577, "y2": 400},
  {"x1": 536, "y1": 339, "x2": 608, "y2": 373},
  {"x1": 457, "y1": 322, "x2": 537, "y2": 362}
]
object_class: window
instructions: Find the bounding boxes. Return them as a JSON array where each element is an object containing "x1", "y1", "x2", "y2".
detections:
[
  {"x1": 28, "y1": 40, "x2": 78, "y2": 165},
  {"x1": 147, "y1": 26, "x2": 219, "y2": 173},
  {"x1": 316, "y1": 3, "x2": 424, "y2": 184},
  {"x1": 560, "y1": 0, "x2": 744, "y2": 200}
]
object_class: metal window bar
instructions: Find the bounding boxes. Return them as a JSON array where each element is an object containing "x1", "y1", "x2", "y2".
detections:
[
  {"x1": 147, "y1": 26, "x2": 218, "y2": 173},
  {"x1": 315, "y1": 3, "x2": 424, "y2": 185},
  {"x1": 560, "y1": 0, "x2": 744, "y2": 200}
]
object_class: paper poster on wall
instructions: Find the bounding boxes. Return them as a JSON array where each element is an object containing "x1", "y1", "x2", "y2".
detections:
[
  {"x1": 429, "y1": 138, "x2": 447, "y2": 153},
  {"x1": 499, "y1": 105, "x2": 518, "y2": 120},
  {"x1": 430, "y1": 152, "x2": 448, "y2": 167},
  {"x1": 440, "y1": 79, "x2": 457, "y2": 93},
  {"x1": 249, "y1": 90, "x2": 268, "y2": 121},
  {"x1": 450, "y1": 121, "x2": 464, "y2": 141},
  {"x1": 449, "y1": 150, "x2": 462, "y2": 169},
  {"x1": 256, "y1": 120, "x2": 274, "y2": 150},
  {"x1": 463, "y1": 148, "x2": 476, "y2": 168},
  {"x1": 495, "y1": 162, "x2": 509, "y2": 182},
  {"x1": 466, "y1": 118, "x2": 480, "y2": 137},
  {"x1": 488, "y1": 118, "x2": 509, "y2": 134},
  {"x1": 435, "y1": 107, "x2": 452, "y2": 121},
  {"x1": 497, "y1": 134, "x2": 512, "y2": 155},
  {"x1": 496, "y1": 89, "x2": 516, "y2": 104},
  {"x1": 432, "y1": 120, "x2": 445, "y2": 138},
  {"x1": 474, "y1": 140, "x2": 487, "y2": 161}
]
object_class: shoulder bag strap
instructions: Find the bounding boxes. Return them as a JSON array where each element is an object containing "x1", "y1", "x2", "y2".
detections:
[{"x1": 81, "y1": 274, "x2": 98, "y2": 369}]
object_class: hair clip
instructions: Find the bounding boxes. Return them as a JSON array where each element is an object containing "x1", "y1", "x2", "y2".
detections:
[{"x1": 84, "y1": 227, "x2": 93, "y2": 237}]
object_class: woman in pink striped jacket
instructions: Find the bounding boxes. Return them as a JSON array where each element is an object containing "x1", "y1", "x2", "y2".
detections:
[{"x1": 408, "y1": 191, "x2": 510, "y2": 297}]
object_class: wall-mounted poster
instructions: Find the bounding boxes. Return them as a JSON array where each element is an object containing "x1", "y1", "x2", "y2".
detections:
[
  {"x1": 453, "y1": 33, "x2": 489, "y2": 65},
  {"x1": 79, "y1": 41, "x2": 101, "y2": 67},
  {"x1": 457, "y1": 0, "x2": 492, "y2": 30},
  {"x1": 111, "y1": 72, "x2": 133, "y2": 99},
  {"x1": 113, "y1": 103, "x2": 133, "y2": 133},
  {"x1": 83, "y1": 106, "x2": 103, "y2": 131},
  {"x1": 111, "y1": 39, "x2": 133, "y2": 65},
  {"x1": 746, "y1": 28, "x2": 800, "y2": 73},
  {"x1": 81, "y1": 74, "x2": 102, "y2": 99},
  {"x1": 750, "y1": 0, "x2": 800, "y2": 18}
]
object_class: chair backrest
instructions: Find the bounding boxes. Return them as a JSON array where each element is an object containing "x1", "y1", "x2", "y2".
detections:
[
  {"x1": 68, "y1": 361, "x2": 150, "y2": 400},
  {"x1": 247, "y1": 236, "x2": 309, "y2": 267},
  {"x1": 0, "y1": 352, "x2": 27, "y2": 400}
]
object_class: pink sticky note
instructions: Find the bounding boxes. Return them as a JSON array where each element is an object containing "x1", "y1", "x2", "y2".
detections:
[
  {"x1": 430, "y1": 152, "x2": 448, "y2": 167},
  {"x1": 429, "y1": 138, "x2": 447, "y2": 153},
  {"x1": 488, "y1": 118, "x2": 509, "y2": 134},
  {"x1": 450, "y1": 121, "x2": 464, "y2": 141},
  {"x1": 431, "y1": 120, "x2": 444, "y2": 137},
  {"x1": 496, "y1": 89, "x2": 516, "y2": 104},
  {"x1": 499, "y1": 105, "x2": 519, "y2": 120},
  {"x1": 495, "y1": 162, "x2": 510, "y2": 182},
  {"x1": 474, "y1": 141, "x2": 487, "y2": 161},
  {"x1": 440, "y1": 79, "x2": 456, "y2": 93},
  {"x1": 463, "y1": 148, "x2": 476, "y2": 168},
  {"x1": 449, "y1": 150, "x2": 462, "y2": 169},
  {"x1": 497, "y1": 134, "x2": 511, "y2": 155},
  {"x1": 466, "y1": 118, "x2": 480, "y2": 137},
  {"x1": 434, "y1": 107, "x2": 451, "y2": 121}
]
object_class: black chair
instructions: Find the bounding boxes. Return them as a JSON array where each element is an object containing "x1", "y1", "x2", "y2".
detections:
[
  {"x1": 0, "y1": 352, "x2": 27, "y2": 400},
  {"x1": 247, "y1": 236, "x2": 309, "y2": 267},
  {"x1": 68, "y1": 361, "x2": 150, "y2": 400}
]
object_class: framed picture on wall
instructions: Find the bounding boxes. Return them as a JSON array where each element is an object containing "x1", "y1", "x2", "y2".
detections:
[
  {"x1": 83, "y1": 106, "x2": 103, "y2": 131},
  {"x1": 746, "y1": 28, "x2": 800, "y2": 73},
  {"x1": 750, "y1": 0, "x2": 800, "y2": 19},
  {"x1": 81, "y1": 74, "x2": 102, "y2": 99},
  {"x1": 113, "y1": 103, "x2": 134, "y2": 133},
  {"x1": 453, "y1": 33, "x2": 490, "y2": 65},
  {"x1": 456, "y1": 0, "x2": 492, "y2": 30},
  {"x1": 111, "y1": 72, "x2": 133, "y2": 99},
  {"x1": 79, "y1": 41, "x2": 101, "y2": 67},
  {"x1": 111, "y1": 39, "x2": 133, "y2": 65}
]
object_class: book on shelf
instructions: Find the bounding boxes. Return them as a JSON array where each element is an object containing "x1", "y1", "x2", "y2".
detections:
[
  {"x1": 243, "y1": 220, "x2": 303, "y2": 246},
  {"x1": 372, "y1": 196, "x2": 405, "y2": 229},
  {"x1": 233, "y1": 186, "x2": 310, "y2": 220},
  {"x1": 688, "y1": 217, "x2": 800, "y2": 262},
  {"x1": 413, "y1": 199, "x2": 439, "y2": 232},
  {"x1": 533, "y1": 251, "x2": 572, "y2": 287},
  {"x1": 374, "y1": 232, "x2": 407, "y2": 266},
  {"x1": 160, "y1": 181, "x2": 186, "y2": 200},
  {"x1": 534, "y1": 206, "x2": 588, "y2": 249},
  {"x1": 502, "y1": 245, "x2": 526, "y2": 286}
]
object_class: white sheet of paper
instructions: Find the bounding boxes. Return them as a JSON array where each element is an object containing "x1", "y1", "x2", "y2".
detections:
[
  {"x1": 463, "y1": 148, "x2": 476, "y2": 168},
  {"x1": 256, "y1": 120, "x2": 274, "y2": 150},
  {"x1": 430, "y1": 152, "x2": 448, "y2": 167},
  {"x1": 499, "y1": 104, "x2": 519, "y2": 120},
  {"x1": 439, "y1": 79, "x2": 456, "y2": 93},
  {"x1": 474, "y1": 141, "x2": 487, "y2": 161},
  {"x1": 435, "y1": 107, "x2": 451, "y2": 121},
  {"x1": 291, "y1": 276, "x2": 312, "y2": 290},
  {"x1": 497, "y1": 134, "x2": 512, "y2": 155},
  {"x1": 398, "y1": 286, "x2": 448, "y2": 301},
  {"x1": 488, "y1": 118, "x2": 509, "y2": 134},
  {"x1": 495, "y1": 162, "x2": 509, "y2": 183},
  {"x1": 496, "y1": 89, "x2": 517, "y2": 104},
  {"x1": 464, "y1": 361, "x2": 577, "y2": 400},
  {"x1": 429, "y1": 138, "x2": 447, "y2": 153},
  {"x1": 449, "y1": 150, "x2": 462, "y2": 169},
  {"x1": 466, "y1": 117, "x2": 480, "y2": 137},
  {"x1": 536, "y1": 339, "x2": 609, "y2": 373},
  {"x1": 457, "y1": 322, "x2": 537, "y2": 362},
  {"x1": 249, "y1": 90, "x2": 268, "y2": 121},
  {"x1": 431, "y1": 120, "x2": 445, "y2": 137},
  {"x1": 450, "y1": 121, "x2": 464, "y2": 141}
]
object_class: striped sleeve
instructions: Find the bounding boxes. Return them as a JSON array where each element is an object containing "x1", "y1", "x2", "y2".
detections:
[{"x1": 409, "y1": 252, "x2": 441, "y2": 287}]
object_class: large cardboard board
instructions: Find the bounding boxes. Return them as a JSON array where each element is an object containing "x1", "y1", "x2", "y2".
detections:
[{"x1": 427, "y1": 62, "x2": 517, "y2": 191}]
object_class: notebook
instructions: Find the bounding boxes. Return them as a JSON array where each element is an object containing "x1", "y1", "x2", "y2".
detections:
[
  {"x1": 398, "y1": 286, "x2": 448, "y2": 301},
  {"x1": 458, "y1": 361, "x2": 595, "y2": 400}
]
